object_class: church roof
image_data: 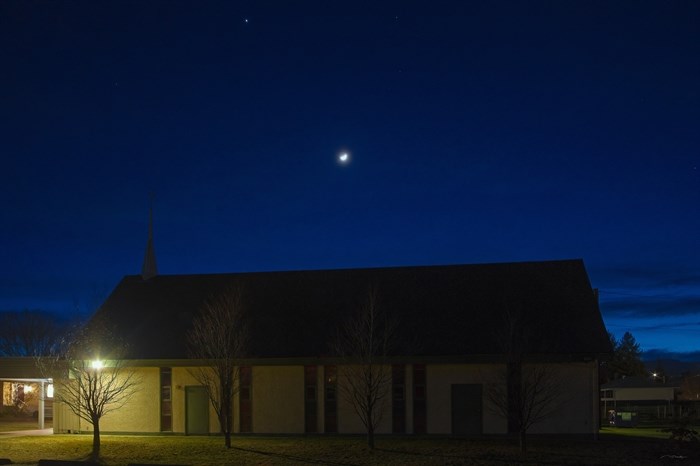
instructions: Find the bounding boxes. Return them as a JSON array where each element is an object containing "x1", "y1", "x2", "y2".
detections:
[{"x1": 90, "y1": 259, "x2": 611, "y2": 360}]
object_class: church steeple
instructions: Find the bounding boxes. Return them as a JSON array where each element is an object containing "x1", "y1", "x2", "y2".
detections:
[{"x1": 141, "y1": 201, "x2": 158, "y2": 281}]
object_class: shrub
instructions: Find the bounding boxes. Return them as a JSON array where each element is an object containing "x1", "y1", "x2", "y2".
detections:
[{"x1": 661, "y1": 417, "x2": 700, "y2": 449}]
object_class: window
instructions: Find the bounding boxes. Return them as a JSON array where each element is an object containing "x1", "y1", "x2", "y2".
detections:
[
  {"x1": 392, "y1": 364, "x2": 406, "y2": 433},
  {"x1": 239, "y1": 366, "x2": 252, "y2": 432},
  {"x1": 160, "y1": 368, "x2": 172, "y2": 432},
  {"x1": 304, "y1": 365, "x2": 318, "y2": 433},
  {"x1": 413, "y1": 364, "x2": 426, "y2": 434},
  {"x1": 324, "y1": 365, "x2": 337, "y2": 433}
]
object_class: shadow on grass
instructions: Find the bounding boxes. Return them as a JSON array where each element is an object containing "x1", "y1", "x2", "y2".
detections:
[
  {"x1": 37, "y1": 459, "x2": 99, "y2": 466},
  {"x1": 232, "y1": 445, "x2": 359, "y2": 466},
  {"x1": 374, "y1": 445, "x2": 569, "y2": 466},
  {"x1": 375, "y1": 446, "x2": 506, "y2": 464}
]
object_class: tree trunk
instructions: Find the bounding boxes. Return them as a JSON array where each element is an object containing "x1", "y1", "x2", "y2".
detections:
[
  {"x1": 366, "y1": 392, "x2": 375, "y2": 449},
  {"x1": 225, "y1": 392, "x2": 233, "y2": 448},
  {"x1": 224, "y1": 409, "x2": 232, "y2": 449},
  {"x1": 519, "y1": 429, "x2": 527, "y2": 453},
  {"x1": 91, "y1": 418, "x2": 101, "y2": 460}
]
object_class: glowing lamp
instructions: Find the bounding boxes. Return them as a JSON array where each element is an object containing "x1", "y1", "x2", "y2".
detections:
[{"x1": 91, "y1": 360, "x2": 105, "y2": 370}]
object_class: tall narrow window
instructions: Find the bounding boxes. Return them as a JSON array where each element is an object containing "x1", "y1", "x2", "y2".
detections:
[
  {"x1": 304, "y1": 365, "x2": 318, "y2": 433},
  {"x1": 324, "y1": 365, "x2": 337, "y2": 433},
  {"x1": 239, "y1": 366, "x2": 252, "y2": 433},
  {"x1": 160, "y1": 368, "x2": 172, "y2": 432},
  {"x1": 392, "y1": 364, "x2": 406, "y2": 433},
  {"x1": 413, "y1": 364, "x2": 426, "y2": 434}
]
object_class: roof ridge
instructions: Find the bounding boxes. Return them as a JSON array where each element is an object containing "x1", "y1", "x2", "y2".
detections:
[{"x1": 123, "y1": 258, "x2": 585, "y2": 279}]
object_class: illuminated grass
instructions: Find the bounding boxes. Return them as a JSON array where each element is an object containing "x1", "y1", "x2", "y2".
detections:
[
  {"x1": 600, "y1": 426, "x2": 671, "y2": 439},
  {"x1": 0, "y1": 432, "x2": 694, "y2": 465}
]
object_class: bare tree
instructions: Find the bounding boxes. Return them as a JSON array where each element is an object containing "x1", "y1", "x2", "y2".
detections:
[
  {"x1": 486, "y1": 309, "x2": 564, "y2": 453},
  {"x1": 334, "y1": 288, "x2": 395, "y2": 449},
  {"x1": 187, "y1": 286, "x2": 248, "y2": 448},
  {"x1": 37, "y1": 323, "x2": 141, "y2": 460},
  {"x1": 679, "y1": 374, "x2": 700, "y2": 402},
  {"x1": 0, "y1": 309, "x2": 68, "y2": 356}
]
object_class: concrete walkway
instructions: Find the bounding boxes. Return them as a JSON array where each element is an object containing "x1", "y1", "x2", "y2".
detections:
[{"x1": 0, "y1": 428, "x2": 53, "y2": 438}]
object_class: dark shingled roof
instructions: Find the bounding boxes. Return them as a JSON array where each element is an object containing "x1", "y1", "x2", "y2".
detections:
[{"x1": 90, "y1": 259, "x2": 611, "y2": 360}]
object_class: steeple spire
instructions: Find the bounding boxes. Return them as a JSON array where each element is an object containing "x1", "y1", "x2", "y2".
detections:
[{"x1": 141, "y1": 197, "x2": 158, "y2": 281}]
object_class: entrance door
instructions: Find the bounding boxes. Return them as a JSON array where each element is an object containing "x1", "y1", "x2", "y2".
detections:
[
  {"x1": 185, "y1": 386, "x2": 209, "y2": 435},
  {"x1": 451, "y1": 384, "x2": 483, "y2": 436}
]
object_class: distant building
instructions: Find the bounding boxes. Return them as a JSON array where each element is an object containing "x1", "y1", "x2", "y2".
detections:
[
  {"x1": 52, "y1": 259, "x2": 610, "y2": 437},
  {"x1": 0, "y1": 358, "x2": 53, "y2": 427},
  {"x1": 601, "y1": 376, "x2": 681, "y2": 422}
]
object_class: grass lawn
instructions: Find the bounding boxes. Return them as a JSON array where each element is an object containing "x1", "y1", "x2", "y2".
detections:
[
  {"x1": 0, "y1": 432, "x2": 698, "y2": 466},
  {"x1": 600, "y1": 425, "x2": 671, "y2": 440}
]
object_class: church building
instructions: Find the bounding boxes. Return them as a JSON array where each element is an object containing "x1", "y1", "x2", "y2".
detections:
[{"x1": 52, "y1": 253, "x2": 610, "y2": 437}]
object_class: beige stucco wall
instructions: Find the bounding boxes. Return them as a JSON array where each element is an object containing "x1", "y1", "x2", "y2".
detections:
[
  {"x1": 336, "y1": 364, "x2": 393, "y2": 434},
  {"x1": 525, "y1": 362, "x2": 598, "y2": 435},
  {"x1": 169, "y1": 365, "x2": 305, "y2": 435},
  {"x1": 54, "y1": 366, "x2": 158, "y2": 434},
  {"x1": 252, "y1": 365, "x2": 304, "y2": 433},
  {"x1": 172, "y1": 367, "x2": 221, "y2": 434},
  {"x1": 52, "y1": 361, "x2": 600, "y2": 436},
  {"x1": 53, "y1": 398, "x2": 81, "y2": 433},
  {"x1": 100, "y1": 367, "x2": 159, "y2": 432},
  {"x1": 427, "y1": 364, "x2": 506, "y2": 434},
  {"x1": 171, "y1": 367, "x2": 189, "y2": 434},
  {"x1": 426, "y1": 362, "x2": 598, "y2": 436}
]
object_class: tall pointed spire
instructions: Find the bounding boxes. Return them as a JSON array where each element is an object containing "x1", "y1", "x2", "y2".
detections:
[{"x1": 141, "y1": 196, "x2": 158, "y2": 281}]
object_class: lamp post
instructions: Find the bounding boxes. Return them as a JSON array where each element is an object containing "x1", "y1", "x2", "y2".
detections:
[{"x1": 90, "y1": 360, "x2": 104, "y2": 370}]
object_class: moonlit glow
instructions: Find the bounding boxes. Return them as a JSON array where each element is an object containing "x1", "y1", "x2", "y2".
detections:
[{"x1": 338, "y1": 152, "x2": 350, "y2": 164}]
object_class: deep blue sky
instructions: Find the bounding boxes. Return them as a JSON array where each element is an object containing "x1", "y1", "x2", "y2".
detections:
[{"x1": 1, "y1": 1, "x2": 698, "y2": 359}]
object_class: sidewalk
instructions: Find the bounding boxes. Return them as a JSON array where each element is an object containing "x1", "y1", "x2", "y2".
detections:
[{"x1": 0, "y1": 428, "x2": 52, "y2": 438}]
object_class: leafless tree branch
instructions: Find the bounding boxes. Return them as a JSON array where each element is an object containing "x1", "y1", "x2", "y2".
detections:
[
  {"x1": 334, "y1": 287, "x2": 396, "y2": 449},
  {"x1": 187, "y1": 285, "x2": 248, "y2": 448},
  {"x1": 36, "y1": 322, "x2": 141, "y2": 460},
  {"x1": 485, "y1": 306, "x2": 565, "y2": 453}
]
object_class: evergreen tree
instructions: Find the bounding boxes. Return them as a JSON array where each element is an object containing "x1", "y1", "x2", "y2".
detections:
[{"x1": 607, "y1": 331, "x2": 647, "y2": 379}]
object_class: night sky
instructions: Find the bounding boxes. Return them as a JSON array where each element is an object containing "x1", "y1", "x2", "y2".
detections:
[{"x1": 2, "y1": 1, "x2": 698, "y2": 359}]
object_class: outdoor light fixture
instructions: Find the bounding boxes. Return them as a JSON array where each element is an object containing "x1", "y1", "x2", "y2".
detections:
[
  {"x1": 91, "y1": 360, "x2": 105, "y2": 370},
  {"x1": 24, "y1": 384, "x2": 33, "y2": 393}
]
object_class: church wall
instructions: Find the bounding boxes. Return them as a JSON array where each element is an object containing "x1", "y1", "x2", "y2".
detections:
[
  {"x1": 251, "y1": 365, "x2": 304, "y2": 433},
  {"x1": 426, "y1": 363, "x2": 506, "y2": 434},
  {"x1": 52, "y1": 361, "x2": 600, "y2": 437}
]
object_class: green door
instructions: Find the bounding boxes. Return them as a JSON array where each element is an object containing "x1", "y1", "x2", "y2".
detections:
[
  {"x1": 186, "y1": 386, "x2": 209, "y2": 435},
  {"x1": 451, "y1": 384, "x2": 483, "y2": 436}
]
